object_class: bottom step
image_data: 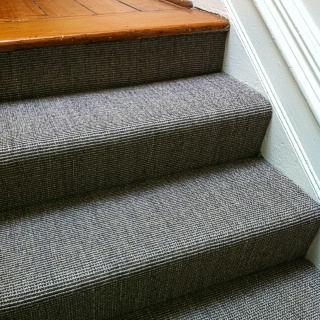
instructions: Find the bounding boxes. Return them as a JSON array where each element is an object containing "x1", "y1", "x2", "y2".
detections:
[
  {"x1": 122, "y1": 259, "x2": 320, "y2": 319},
  {"x1": 1, "y1": 158, "x2": 319, "y2": 319}
]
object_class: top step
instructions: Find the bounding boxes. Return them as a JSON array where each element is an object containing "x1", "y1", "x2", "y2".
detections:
[
  {"x1": 0, "y1": 0, "x2": 229, "y2": 51},
  {"x1": 0, "y1": 0, "x2": 229, "y2": 101}
]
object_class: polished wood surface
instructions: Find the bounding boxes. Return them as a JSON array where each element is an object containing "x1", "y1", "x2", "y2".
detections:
[
  {"x1": 0, "y1": 0, "x2": 229, "y2": 51},
  {"x1": 118, "y1": 0, "x2": 177, "y2": 11},
  {"x1": 76, "y1": 0, "x2": 136, "y2": 14},
  {"x1": 0, "y1": 0, "x2": 178, "y2": 20},
  {"x1": 0, "y1": 0, "x2": 46, "y2": 20},
  {"x1": 164, "y1": 0, "x2": 193, "y2": 8},
  {"x1": 34, "y1": 0, "x2": 95, "y2": 18}
]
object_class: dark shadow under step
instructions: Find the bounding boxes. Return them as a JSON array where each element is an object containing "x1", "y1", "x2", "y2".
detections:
[
  {"x1": 0, "y1": 73, "x2": 271, "y2": 210},
  {"x1": 120, "y1": 258, "x2": 320, "y2": 319},
  {"x1": 1, "y1": 158, "x2": 319, "y2": 319}
]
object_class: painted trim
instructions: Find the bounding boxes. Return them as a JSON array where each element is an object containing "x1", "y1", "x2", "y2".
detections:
[
  {"x1": 254, "y1": 0, "x2": 320, "y2": 126},
  {"x1": 223, "y1": 0, "x2": 320, "y2": 201}
]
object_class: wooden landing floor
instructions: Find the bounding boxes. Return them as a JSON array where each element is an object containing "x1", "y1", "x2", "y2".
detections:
[{"x1": 0, "y1": 0, "x2": 229, "y2": 51}]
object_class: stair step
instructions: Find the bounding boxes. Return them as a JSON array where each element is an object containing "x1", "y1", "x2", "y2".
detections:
[
  {"x1": 0, "y1": 73, "x2": 271, "y2": 210},
  {"x1": 0, "y1": 2, "x2": 228, "y2": 101},
  {"x1": 1, "y1": 158, "x2": 319, "y2": 319},
  {"x1": 121, "y1": 259, "x2": 320, "y2": 319},
  {"x1": 0, "y1": 1, "x2": 228, "y2": 51},
  {"x1": 0, "y1": 32, "x2": 227, "y2": 102}
]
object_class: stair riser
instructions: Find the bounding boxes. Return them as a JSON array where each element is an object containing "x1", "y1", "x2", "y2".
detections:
[
  {"x1": 0, "y1": 32, "x2": 226, "y2": 101},
  {"x1": 2, "y1": 220, "x2": 319, "y2": 319},
  {"x1": 119, "y1": 260, "x2": 320, "y2": 320},
  {"x1": 0, "y1": 112, "x2": 271, "y2": 210}
]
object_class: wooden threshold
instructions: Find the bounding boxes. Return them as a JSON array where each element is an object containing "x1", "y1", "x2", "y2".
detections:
[{"x1": 0, "y1": 0, "x2": 229, "y2": 52}]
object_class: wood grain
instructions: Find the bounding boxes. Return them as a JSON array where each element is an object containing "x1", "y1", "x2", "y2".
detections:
[
  {"x1": 0, "y1": 0, "x2": 46, "y2": 20},
  {"x1": 34, "y1": 0, "x2": 94, "y2": 18},
  {"x1": 162, "y1": 0, "x2": 193, "y2": 8},
  {"x1": 0, "y1": 0, "x2": 229, "y2": 52},
  {"x1": 0, "y1": 10, "x2": 229, "y2": 51},
  {"x1": 76, "y1": 0, "x2": 137, "y2": 14},
  {"x1": 120, "y1": 0, "x2": 177, "y2": 11}
]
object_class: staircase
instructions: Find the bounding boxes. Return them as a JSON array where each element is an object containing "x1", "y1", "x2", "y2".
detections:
[{"x1": 0, "y1": 1, "x2": 320, "y2": 319}]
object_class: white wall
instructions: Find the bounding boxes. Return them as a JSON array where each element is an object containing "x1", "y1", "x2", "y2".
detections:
[
  {"x1": 194, "y1": 0, "x2": 320, "y2": 268},
  {"x1": 192, "y1": 0, "x2": 227, "y2": 16},
  {"x1": 304, "y1": 0, "x2": 320, "y2": 29}
]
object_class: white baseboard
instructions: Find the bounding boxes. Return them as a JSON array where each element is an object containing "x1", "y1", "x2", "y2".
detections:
[
  {"x1": 223, "y1": 0, "x2": 320, "y2": 202},
  {"x1": 255, "y1": 0, "x2": 320, "y2": 126},
  {"x1": 195, "y1": 0, "x2": 320, "y2": 268}
]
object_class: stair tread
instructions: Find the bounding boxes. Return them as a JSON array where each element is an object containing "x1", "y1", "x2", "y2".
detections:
[
  {"x1": 0, "y1": 73, "x2": 272, "y2": 210},
  {"x1": 1, "y1": 157, "x2": 319, "y2": 313},
  {"x1": 121, "y1": 258, "x2": 320, "y2": 319},
  {"x1": 0, "y1": 73, "x2": 269, "y2": 157},
  {"x1": 0, "y1": 4, "x2": 228, "y2": 52}
]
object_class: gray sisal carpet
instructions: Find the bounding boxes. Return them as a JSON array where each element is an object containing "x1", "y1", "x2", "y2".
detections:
[
  {"x1": 120, "y1": 259, "x2": 320, "y2": 320},
  {"x1": 1, "y1": 158, "x2": 319, "y2": 319},
  {"x1": 0, "y1": 32, "x2": 227, "y2": 101},
  {"x1": 0, "y1": 26, "x2": 319, "y2": 317},
  {"x1": 0, "y1": 73, "x2": 271, "y2": 210}
]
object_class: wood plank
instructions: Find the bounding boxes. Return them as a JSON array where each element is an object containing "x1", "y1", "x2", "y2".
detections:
[
  {"x1": 0, "y1": 10, "x2": 229, "y2": 51},
  {"x1": 163, "y1": 0, "x2": 193, "y2": 8},
  {"x1": 120, "y1": 0, "x2": 177, "y2": 11},
  {"x1": 0, "y1": 0, "x2": 46, "y2": 20},
  {"x1": 76, "y1": 0, "x2": 137, "y2": 14},
  {"x1": 34, "y1": 0, "x2": 94, "y2": 18}
]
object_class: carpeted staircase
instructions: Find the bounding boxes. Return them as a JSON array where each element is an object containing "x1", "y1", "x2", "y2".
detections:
[{"x1": 1, "y1": 9, "x2": 320, "y2": 320}]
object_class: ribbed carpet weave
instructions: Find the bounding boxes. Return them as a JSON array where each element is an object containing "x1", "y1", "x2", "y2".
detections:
[
  {"x1": 1, "y1": 158, "x2": 319, "y2": 319},
  {"x1": 120, "y1": 259, "x2": 320, "y2": 320},
  {"x1": 0, "y1": 32, "x2": 226, "y2": 101},
  {"x1": 1, "y1": 20, "x2": 319, "y2": 319},
  {"x1": 0, "y1": 73, "x2": 271, "y2": 210}
]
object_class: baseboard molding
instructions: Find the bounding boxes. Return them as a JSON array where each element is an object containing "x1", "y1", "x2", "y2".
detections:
[
  {"x1": 254, "y1": 0, "x2": 320, "y2": 126},
  {"x1": 223, "y1": 0, "x2": 320, "y2": 203},
  {"x1": 188, "y1": 0, "x2": 320, "y2": 266},
  {"x1": 221, "y1": 0, "x2": 320, "y2": 268}
]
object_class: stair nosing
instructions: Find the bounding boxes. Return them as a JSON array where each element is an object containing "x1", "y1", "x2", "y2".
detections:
[{"x1": 0, "y1": 106, "x2": 270, "y2": 160}]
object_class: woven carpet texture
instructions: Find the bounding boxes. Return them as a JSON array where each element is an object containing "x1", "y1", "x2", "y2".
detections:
[
  {"x1": 1, "y1": 158, "x2": 320, "y2": 319},
  {"x1": 0, "y1": 32, "x2": 227, "y2": 102},
  {"x1": 1, "y1": 22, "x2": 320, "y2": 319},
  {"x1": 0, "y1": 73, "x2": 271, "y2": 210},
  {"x1": 120, "y1": 259, "x2": 320, "y2": 320}
]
